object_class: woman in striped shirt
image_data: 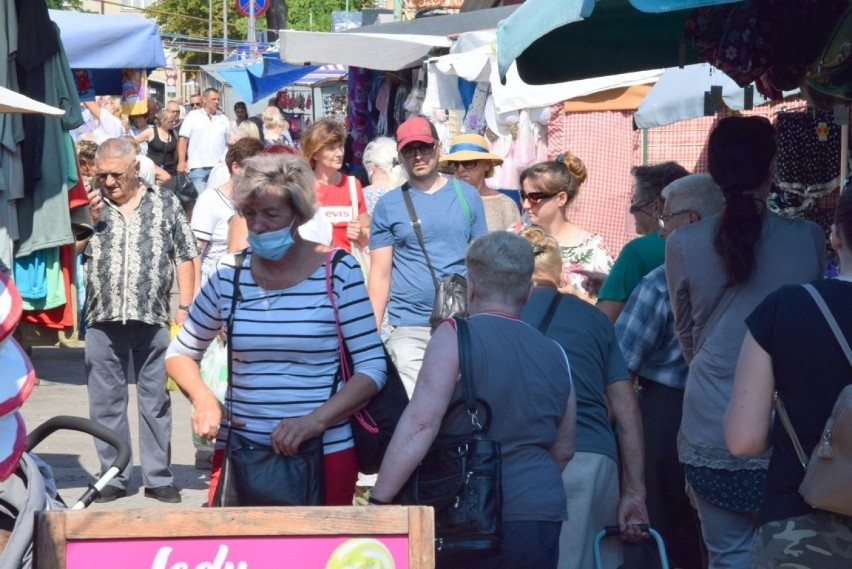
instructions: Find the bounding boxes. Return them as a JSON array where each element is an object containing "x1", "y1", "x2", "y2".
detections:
[{"x1": 166, "y1": 153, "x2": 387, "y2": 506}]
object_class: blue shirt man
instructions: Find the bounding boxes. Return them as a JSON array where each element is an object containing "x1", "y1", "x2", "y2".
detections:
[{"x1": 368, "y1": 117, "x2": 486, "y2": 395}]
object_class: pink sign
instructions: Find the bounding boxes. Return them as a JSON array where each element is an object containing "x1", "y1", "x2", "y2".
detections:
[{"x1": 66, "y1": 535, "x2": 408, "y2": 568}]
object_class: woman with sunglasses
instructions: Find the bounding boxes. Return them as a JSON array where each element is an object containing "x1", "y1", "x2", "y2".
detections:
[
  {"x1": 519, "y1": 153, "x2": 613, "y2": 302},
  {"x1": 440, "y1": 133, "x2": 521, "y2": 232}
]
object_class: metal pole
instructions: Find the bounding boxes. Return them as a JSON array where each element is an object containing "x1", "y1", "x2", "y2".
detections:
[
  {"x1": 249, "y1": 0, "x2": 256, "y2": 57},
  {"x1": 208, "y1": 0, "x2": 213, "y2": 64},
  {"x1": 223, "y1": 0, "x2": 228, "y2": 59}
]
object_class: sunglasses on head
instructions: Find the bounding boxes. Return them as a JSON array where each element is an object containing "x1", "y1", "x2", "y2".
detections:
[
  {"x1": 521, "y1": 190, "x2": 558, "y2": 206},
  {"x1": 448, "y1": 159, "x2": 480, "y2": 170},
  {"x1": 400, "y1": 143, "x2": 436, "y2": 159}
]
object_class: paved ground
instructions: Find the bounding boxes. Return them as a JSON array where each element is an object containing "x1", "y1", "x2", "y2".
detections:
[{"x1": 19, "y1": 344, "x2": 211, "y2": 510}]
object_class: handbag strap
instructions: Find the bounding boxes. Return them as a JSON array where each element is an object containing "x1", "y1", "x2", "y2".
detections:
[
  {"x1": 325, "y1": 248, "x2": 351, "y2": 383},
  {"x1": 455, "y1": 317, "x2": 487, "y2": 434},
  {"x1": 401, "y1": 183, "x2": 440, "y2": 291},
  {"x1": 696, "y1": 285, "x2": 738, "y2": 354},
  {"x1": 537, "y1": 290, "x2": 563, "y2": 333},
  {"x1": 774, "y1": 283, "x2": 852, "y2": 470},
  {"x1": 451, "y1": 178, "x2": 471, "y2": 225},
  {"x1": 226, "y1": 251, "x2": 247, "y2": 432}
]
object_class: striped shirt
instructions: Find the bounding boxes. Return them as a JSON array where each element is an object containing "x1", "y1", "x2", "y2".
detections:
[{"x1": 167, "y1": 250, "x2": 387, "y2": 453}]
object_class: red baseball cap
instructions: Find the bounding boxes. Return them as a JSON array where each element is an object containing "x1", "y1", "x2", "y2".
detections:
[{"x1": 396, "y1": 117, "x2": 438, "y2": 150}]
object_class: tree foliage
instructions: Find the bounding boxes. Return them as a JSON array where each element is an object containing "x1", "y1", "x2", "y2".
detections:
[
  {"x1": 45, "y1": 0, "x2": 86, "y2": 10},
  {"x1": 147, "y1": 0, "x2": 368, "y2": 66}
]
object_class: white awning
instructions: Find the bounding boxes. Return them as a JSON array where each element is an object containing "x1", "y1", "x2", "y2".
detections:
[{"x1": 278, "y1": 30, "x2": 452, "y2": 71}]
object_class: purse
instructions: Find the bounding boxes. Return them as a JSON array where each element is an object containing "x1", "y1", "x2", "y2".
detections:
[
  {"x1": 401, "y1": 180, "x2": 471, "y2": 328},
  {"x1": 774, "y1": 283, "x2": 852, "y2": 516},
  {"x1": 212, "y1": 252, "x2": 325, "y2": 507},
  {"x1": 325, "y1": 249, "x2": 409, "y2": 475},
  {"x1": 395, "y1": 317, "x2": 503, "y2": 561}
]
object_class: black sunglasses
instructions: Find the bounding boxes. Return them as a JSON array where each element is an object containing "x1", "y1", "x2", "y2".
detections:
[
  {"x1": 521, "y1": 191, "x2": 558, "y2": 207},
  {"x1": 628, "y1": 199, "x2": 656, "y2": 215},
  {"x1": 400, "y1": 143, "x2": 436, "y2": 159},
  {"x1": 448, "y1": 159, "x2": 480, "y2": 170}
]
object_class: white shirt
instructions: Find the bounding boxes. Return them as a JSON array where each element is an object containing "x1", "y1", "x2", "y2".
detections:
[
  {"x1": 179, "y1": 109, "x2": 230, "y2": 170},
  {"x1": 137, "y1": 154, "x2": 156, "y2": 186}
]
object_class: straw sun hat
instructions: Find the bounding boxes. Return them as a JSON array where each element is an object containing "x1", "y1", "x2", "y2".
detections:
[{"x1": 439, "y1": 133, "x2": 503, "y2": 165}]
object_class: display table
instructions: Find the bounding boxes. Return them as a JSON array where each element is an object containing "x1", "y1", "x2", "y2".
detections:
[{"x1": 36, "y1": 506, "x2": 434, "y2": 568}]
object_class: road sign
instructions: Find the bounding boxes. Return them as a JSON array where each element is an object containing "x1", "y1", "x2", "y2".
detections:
[{"x1": 236, "y1": 0, "x2": 268, "y2": 17}]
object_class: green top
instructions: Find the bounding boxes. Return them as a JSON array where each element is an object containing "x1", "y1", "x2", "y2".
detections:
[{"x1": 598, "y1": 232, "x2": 665, "y2": 302}]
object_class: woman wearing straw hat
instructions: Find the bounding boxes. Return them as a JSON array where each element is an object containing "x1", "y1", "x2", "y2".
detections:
[{"x1": 440, "y1": 133, "x2": 521, "y2": 232}]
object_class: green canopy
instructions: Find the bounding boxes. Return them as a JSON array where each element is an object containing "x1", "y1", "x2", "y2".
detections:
[{"x1": 497, "y1": 0, "x2": 705, "y2": 85}]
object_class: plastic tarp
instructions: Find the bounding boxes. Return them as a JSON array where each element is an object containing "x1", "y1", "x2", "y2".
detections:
[
  {"x1": 48, "y1": 9, "x2": 166, "y2": 69},
  {"x1": 209, "y1": 56, "x2": 345, "y2": 104},
  {"x1": 279, "y1": 30, "x2": 452, "y2": 71}
]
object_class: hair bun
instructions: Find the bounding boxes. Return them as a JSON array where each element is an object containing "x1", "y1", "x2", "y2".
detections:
[{"x1": 560, "y1": 151, "x2": 587, "y2": 185}]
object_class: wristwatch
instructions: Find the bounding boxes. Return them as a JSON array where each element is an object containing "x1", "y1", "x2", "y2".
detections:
[
  {"x1": 367, "y1": 496, "x2": 389, "y2": 505},
  {"x1": 178, "y1": 304, "x2": 190, "y2": 311}
]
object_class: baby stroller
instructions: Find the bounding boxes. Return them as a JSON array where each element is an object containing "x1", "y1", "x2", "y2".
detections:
[
  {"x1": 0, "y1": 415, "x2": 131, "y2": 569},
  {"x1": 593, "y1": 524, "x2": 670, "y2": 569}
]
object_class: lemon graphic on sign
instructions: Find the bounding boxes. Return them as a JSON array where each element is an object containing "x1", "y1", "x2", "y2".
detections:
[{"x1": 326, "y1": 538, "x2": 395, "y2": 569}]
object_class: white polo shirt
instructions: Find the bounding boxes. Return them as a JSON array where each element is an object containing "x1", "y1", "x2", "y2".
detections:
[{"x1": 179, "y1": 109, "x2": 230, "y2": 170}]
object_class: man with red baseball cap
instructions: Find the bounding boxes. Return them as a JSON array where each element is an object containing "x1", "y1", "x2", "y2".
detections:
[{"x1": 368, "y1": 117, "x2": 487, "y2": 395}]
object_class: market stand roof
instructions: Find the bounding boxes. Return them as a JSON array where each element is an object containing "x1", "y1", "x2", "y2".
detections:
[{"x1": 278, "y1": 5, "x2": 518, "y2": 71}]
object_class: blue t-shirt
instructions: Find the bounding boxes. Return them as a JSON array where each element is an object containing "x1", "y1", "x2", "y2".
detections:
[{"x1": 369, "y1": 178, "x2": 487, "y2": 326}]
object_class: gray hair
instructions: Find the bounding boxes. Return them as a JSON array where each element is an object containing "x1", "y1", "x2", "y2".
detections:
[
  {"x1": 632, "y1": 161, "x2": 690, "y2": 203},
  {"x1": 95, "y1": 137, "x2": 135, "y2": 161},
  {"x1": 232, "y1": 154, "x2": 317, "y2": 226},
  {"x1": 662, "y1": 174, "x2": 724, "y2": 219},
  {"x1": 363, "y1": 137, "x2": 407, "y2": 186},
  {"x1": 466, "y1": 231, "x2": 534, "y2": 306}
]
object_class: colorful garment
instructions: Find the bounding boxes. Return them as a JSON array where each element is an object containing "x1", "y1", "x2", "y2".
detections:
[{"x1": 559, "y1": 233, "x2": 613, "y2": 302}]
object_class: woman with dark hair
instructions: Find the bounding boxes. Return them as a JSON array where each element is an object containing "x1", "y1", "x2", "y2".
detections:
[
  {"x1": 519, "y1": 152, "x2": 613, "y2": 302},
  {"x1": 725, "y1": 185, "x2": 852, "y2": 568},
  {"x1": 665, "y1": 116, "x2": 825, "y2": 568}
]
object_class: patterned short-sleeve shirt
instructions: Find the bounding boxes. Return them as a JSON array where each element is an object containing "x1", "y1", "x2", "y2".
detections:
[{"x1": 84, "y1": 181, "x2": 198, "y2": 327}]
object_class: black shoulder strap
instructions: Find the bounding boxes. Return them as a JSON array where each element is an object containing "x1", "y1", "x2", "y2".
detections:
[
  {"x1": 226, "y1": 251, "x2": 247, "y2": 390},
  {"x1": 455, "y1": 317, "x2": 483, "y2": 433},
  {"x1": 538, "y1": 290, "x2": 563, "y2": 334},
  {"x1": 401, "y1": 183, "x2": 440, "y2": 291}
]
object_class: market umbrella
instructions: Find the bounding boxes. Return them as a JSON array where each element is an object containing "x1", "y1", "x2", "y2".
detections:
[
  {"x1": 496, "y1": 0, "x2": 744, "y2": 85},
  {"x1": 633, "y1": 63, "x2": 799, "y2": 128},
  {"x1": 0, "y1": 86, "x2": 64, "y2": 116}
]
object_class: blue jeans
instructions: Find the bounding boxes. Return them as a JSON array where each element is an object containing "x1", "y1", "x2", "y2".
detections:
[
  {"x1": 445, "y1": 521, "x2": 560, "y2": 569},
  {"x1": 187, "y1": 167, "x2": 212, "y2": 194}
]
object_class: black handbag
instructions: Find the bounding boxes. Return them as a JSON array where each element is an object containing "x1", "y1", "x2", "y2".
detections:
[
  {"x1": 163, "y1": 172, "x2": 198, "y2": 205},
  {"x1": 211, "y1": 252, "x2": 325, "y2": 507},
  {"x1": 396, "y1": 317, "x2": 503, "y2": 561},
  {"x1": 400, "y1": 182, "x2": 469, "y2": 328},
  {"x1": 326, "y1": 249, "x2": 409, "y2": 475}
]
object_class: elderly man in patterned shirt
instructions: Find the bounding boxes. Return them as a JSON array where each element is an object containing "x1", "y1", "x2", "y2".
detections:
[
  {"x1": 84, "y1": 138, "x2": 198, "y2": 504},
  {"x1": 615, "y1": 174, "x2": 722, "y2": 569}
]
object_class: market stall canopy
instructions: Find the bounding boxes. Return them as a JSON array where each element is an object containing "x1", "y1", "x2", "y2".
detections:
[
  {"x1": 48, "y1": 9, "x2": 166, "y2": 69},
  {"x1": 207, "y1": 55, "x2": 345, "y2": 103},
  {"x1": 279, "y1": 30, "x2": 452, "y2": 71},
  {"x1": 430, "y1": 30, "x2": 664, "y2": 114},
  {"x1": 496, "y1": 0, "x2": 743, "y2": 85},
  {"x1": 0, "y1": 86, "x2": 64, "y2": 116},
  {"x1": 634, "y1": 63, "x2": 798, "y2": 128}
]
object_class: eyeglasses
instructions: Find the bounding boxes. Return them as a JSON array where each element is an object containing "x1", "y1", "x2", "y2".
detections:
[
  {"x1": 191, "y1": 102, "x2": 202, "y2": 108},
  {"x1": 658, "y1": 210, "x2": 694, "y2": 231},
  {"x1": 448, "y1": 159, "x2": 480, "y2": 170},
  {"x1": 628, "y1": 199, "x2": 656, "y2": 215},
  {"x1": 400, "y1": 143, "x2": 436, "y2": 159},
  {"x1": 521, "y1": 191, "x2": 558, "y2": 207}
]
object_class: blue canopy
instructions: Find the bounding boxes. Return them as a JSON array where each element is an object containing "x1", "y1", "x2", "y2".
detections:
[
  {"x1": 49, "y1": 9, "x2": 166, "y2": 69},
  {"x1": 218, "y1": 55, "x2": 321, "y2": 104}
]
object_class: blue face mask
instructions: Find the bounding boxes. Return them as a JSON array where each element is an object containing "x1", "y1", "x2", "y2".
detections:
[{"x1": 247, "y1": 221, "x2": 295, "y2": 261}]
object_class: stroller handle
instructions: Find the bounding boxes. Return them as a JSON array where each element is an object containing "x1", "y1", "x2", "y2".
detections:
[{"x1": 26, "y1": 415, "x2": 131, "y2": 473}]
